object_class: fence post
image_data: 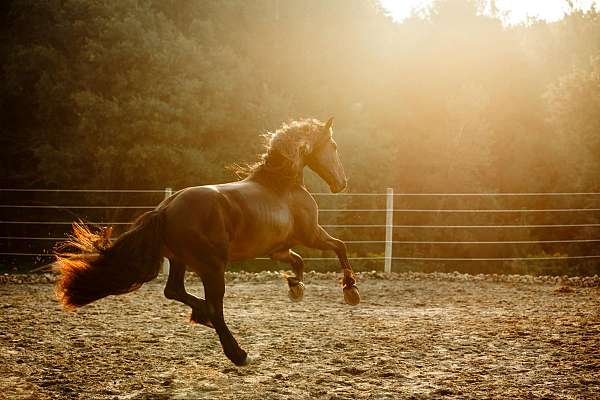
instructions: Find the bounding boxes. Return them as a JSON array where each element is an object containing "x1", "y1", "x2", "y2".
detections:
[
  {"x1": 162, "y1": 187, "x2": 173, "y2": 274},
  {"x1": 384, "y1": 187, "x2": 394, "y2": 273}
]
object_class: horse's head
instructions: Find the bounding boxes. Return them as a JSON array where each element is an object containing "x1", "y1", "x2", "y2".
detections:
[{"x1": 305, "y1": 118, "x2": 348, "y2": 193}]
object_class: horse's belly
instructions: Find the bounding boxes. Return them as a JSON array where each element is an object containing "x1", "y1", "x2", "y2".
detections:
[{"x1": 227, "y1": 243, "x2": 290, "y2": 262}]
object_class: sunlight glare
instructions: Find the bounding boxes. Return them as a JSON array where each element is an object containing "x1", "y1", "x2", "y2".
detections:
[{"x1": 379, "y1": 0, "x2": 600, "y2": 25}]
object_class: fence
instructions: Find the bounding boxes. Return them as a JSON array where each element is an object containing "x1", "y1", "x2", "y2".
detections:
[{"x1": 1, "y1": 188, "x2": 600, "y2": 273}]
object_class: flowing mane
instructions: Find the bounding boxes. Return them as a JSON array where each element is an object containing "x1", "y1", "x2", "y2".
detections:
[{"x1": 232, "y1": 118, "x2": 325, "y2": 180}]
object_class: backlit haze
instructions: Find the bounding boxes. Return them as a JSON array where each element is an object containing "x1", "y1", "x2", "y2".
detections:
[{"x1": 380, "y1": 0, "x2": 600, "y2": 25}]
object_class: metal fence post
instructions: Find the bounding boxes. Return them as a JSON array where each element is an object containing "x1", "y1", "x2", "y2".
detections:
[
  {"x1": 162, "y1": 187, "x2": 173, "y2": 274},
  {"x1": 384, "y1": 187, "x2": 394, "y2": 273}
]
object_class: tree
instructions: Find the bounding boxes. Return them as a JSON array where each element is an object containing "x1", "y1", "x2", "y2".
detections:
[{"x1": 545, "y1": 55, "x2": 600, "y2": 190}]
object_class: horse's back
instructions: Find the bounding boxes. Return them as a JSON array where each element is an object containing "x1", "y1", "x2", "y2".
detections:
[{"x1": 162, "y1": 182, "x2": 295, "y2": 263}]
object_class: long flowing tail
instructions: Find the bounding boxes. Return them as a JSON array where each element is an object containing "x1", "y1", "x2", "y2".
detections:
[{"x1": 54, "y1": 210, "x2": 166, "y2": 309}]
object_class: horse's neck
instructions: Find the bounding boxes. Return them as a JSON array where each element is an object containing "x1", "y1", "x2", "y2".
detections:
[
  {"x1": 249, "y1": 167, "x2": 304, "y2": 189},
  {"x1": 249, "y1": 152, "x2": 305, "y2": 190}
]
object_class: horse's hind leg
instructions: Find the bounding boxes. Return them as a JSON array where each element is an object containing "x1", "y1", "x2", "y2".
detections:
[
  {"x1": 271, "y1": 249, "x2": 305, "y2": 302},
  {"x1": 198, "y1": 260, "x2": 248, "y2": 366},
  {"x1": 163, "y1": 258, "x2": 213, "y2": 328}
]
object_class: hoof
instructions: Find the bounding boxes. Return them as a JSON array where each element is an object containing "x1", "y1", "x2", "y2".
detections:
[
  {"x1": 190, "y1": 308, "x2": 213, "y2": 328},
  {"x1": 288, "y1": 281, "x2": 305, "y2": 302},
  {"x1": 233, "y1": 352, "x2": 254, "y2": 367},
  {"x1": 343, "y1": 285, "x2": 360, "y2": 306}
]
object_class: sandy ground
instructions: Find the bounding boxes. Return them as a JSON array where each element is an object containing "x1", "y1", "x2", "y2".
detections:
[{"x1": 1, "y1": 272, "x2": 599, "y2": 399}]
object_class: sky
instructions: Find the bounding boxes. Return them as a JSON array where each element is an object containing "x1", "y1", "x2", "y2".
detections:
[{"x1": 379, "y1": 0, "x2": 599, "y2": 25}]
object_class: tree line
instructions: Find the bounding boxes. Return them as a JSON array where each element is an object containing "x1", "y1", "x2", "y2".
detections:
[{"x1": 2, "y1": 0, "x2": 599, "y2": 193}]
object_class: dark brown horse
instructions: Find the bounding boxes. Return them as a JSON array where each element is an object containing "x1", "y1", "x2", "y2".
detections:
[{"x1": 55, "y1": 118, "x2": 359, "y2": 366}]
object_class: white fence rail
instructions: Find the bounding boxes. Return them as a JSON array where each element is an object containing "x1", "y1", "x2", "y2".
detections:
[{"x1": 1, "y1": 188, "x2": 600, "y2": 272}]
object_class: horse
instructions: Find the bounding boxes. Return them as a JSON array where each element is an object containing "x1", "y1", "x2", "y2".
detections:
[{"x1": 54, "y1": 117, "x2": 360, "y2": 366}]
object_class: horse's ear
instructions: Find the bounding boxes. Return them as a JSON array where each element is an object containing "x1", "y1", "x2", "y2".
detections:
[{"x1": 324, "y1": 117, "x2": 334, "y2": 132}]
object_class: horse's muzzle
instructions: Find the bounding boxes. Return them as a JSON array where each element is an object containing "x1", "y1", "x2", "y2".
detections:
[{"x1": 330, "y1": 179, "x2": 348, "y2": 193}]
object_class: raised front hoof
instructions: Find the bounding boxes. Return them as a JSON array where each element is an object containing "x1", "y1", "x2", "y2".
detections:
[
  {"x1": 288, "y1": 281, "x2": 305, "y2": 302},
  {"x1": 343, "y1": 285, "x2": 360, "y2": 306},
  {"x1": 189, "y1": 308, "x2": 213, "y2": 328}
]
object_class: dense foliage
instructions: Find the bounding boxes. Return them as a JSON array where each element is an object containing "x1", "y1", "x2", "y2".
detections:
[{"x1": 2, "y1": 0, "x2": 599, "y2": 193}]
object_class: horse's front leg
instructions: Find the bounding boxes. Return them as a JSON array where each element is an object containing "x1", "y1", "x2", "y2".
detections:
[
  {"x1": 271, "y1": 249, "x2": 305, "y2": 301},
  {"x1": 163, "y1": 259, "x2": 213, "y2": 327},
  {"x1": 304, "y1": 226, "x2": 360, "y2": 305}
]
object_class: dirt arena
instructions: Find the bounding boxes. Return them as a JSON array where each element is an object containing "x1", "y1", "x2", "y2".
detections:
[{"x1": 1, "y1": 271, "x2": 599, "y2": 399}]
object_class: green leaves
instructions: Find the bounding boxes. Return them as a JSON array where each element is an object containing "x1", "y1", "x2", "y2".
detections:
[{"x1": 2, "y1": 1, "x2": 600, "y2": 193}]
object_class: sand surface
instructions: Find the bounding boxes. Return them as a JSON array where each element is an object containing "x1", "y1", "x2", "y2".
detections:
[{"x1": 1, "y1": 272, "x2": 599, "y2": 399}]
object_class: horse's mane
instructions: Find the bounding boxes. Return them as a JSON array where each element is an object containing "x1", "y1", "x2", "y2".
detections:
[{"x1": 230, "y1": 118, "x2": 325, "y2": 178}]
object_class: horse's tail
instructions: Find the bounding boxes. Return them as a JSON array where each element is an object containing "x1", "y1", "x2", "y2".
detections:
[{"x1": 54, "y1": 210, "x2": 166, "y2": 309}]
